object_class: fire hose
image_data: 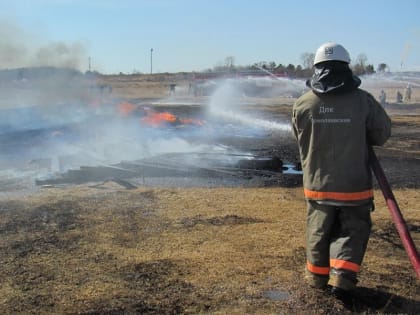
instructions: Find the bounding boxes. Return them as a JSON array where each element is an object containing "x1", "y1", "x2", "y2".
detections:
[{"x1": 369, "y1": 146, "x2": 420, "y2": 279}]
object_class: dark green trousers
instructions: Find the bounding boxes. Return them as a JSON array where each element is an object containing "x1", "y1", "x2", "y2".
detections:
[{"x1": 305, "y1": 200, "x2": 372, "y2": 289}]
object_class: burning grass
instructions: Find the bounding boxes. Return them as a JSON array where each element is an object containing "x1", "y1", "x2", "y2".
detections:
[{"x1": 0, "y1": 186, "x2": 418, "y2": 314}]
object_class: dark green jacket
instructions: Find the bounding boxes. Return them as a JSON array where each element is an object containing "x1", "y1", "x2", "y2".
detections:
[{"x1": 292, "y1": 89, "x2": 391, "y2": 202}]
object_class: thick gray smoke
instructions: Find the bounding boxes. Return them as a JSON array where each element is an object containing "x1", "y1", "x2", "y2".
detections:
[
  {"x1": 0, "y1": 101, "x2": 222, "y2": 184},
  {"x1": 0, "y1": 19, "x2": 87, "y2": 70},
  {"x1": 0, "y1": 20, "x2": 227, "y2": 186},
  {"x1": 34, "y1": 42, "x2": 87, "y2": 69},
  {"x1": 0, "y1": 19, "x2": 90, "y2": 107}
]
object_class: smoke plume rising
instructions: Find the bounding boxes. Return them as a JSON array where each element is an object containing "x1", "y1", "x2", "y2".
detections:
[{"x1": 0, "y1": 19, "x2": 87, "y2": 70}]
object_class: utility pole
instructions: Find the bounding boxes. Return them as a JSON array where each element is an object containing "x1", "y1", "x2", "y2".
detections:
[
  {"x1": 88, "y1": 56, "x2": 91, "y2": 72},
  {"x1": 150, "y1": 48, "x2": 153, "y2": 74}
]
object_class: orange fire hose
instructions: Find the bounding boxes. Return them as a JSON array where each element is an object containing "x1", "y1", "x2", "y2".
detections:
[{"x1": 369, "y1": 146, "x2": 420, "y2": 279}]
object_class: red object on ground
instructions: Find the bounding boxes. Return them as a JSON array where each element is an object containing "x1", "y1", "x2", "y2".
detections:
[{"x1": 369, "y1": 146, "x2": 420, "y2": 279}]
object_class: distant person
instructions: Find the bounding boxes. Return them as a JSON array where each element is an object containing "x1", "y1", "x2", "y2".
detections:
[
  {"x1": 404, "y1": 84, "x2": 412, "y2": 102},
  {"x1": 169, "y1": 83, "x2": 176, "y2": 96},
  {"x1": 292, "y1": 42, "x2": 391, "y2": 299},
  {"x1": 396, "y1": 91, "x2": 403, "y2": 103},
  {"x1": 379, "y1": 90, "x2": 387, "y2": 105}
]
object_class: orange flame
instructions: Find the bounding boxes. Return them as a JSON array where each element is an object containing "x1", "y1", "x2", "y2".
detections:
[
  {"x1": 179, "y1": 118, "x2": 205, "y2": 126},
  {"x1": 141, "y1": 111, "x2": 178, "y2": 127},
  {"x1": 117, "y1": 101, "x2": 137, "y2": 116},
  {"x1": 116, "y1": 102, "x2": 205, "y2": 128}
]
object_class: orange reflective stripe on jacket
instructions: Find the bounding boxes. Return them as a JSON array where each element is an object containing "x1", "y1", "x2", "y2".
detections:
[
  {"x1": 307, "y1": 261, "x2": 330, "y2": 275},
  {"x1": 330, "y1": 259, "x2": 360, "y2": 273},
  {"x1": 304, "y1": 189, "x2": 373, "y2": 201}
]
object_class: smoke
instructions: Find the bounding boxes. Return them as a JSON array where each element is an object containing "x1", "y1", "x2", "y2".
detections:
[
  {"x1": 0, "y1": 75, "x2": 306, "y2": 190},
  {"x1": 33, "y1": 42, "x2": 87, "y2": 69},
  {"x1": 0, "y1": 100, "x2": 231, "y2": 184},
  {"x1": 77, "y1": 116, "x2": 215, "y2": 165},
  {"x1": 0, "y1": 17, "x2": 301, "y2": 187},
  {"x1": 0, "y1": 19, "x2": 87, "y2": 70},
  {"x1": 0, "y1": 19, "x2": 29, "y2": 68},
  {"x1": 0, "y1": 19, "x2": 91, "y2": 108}
]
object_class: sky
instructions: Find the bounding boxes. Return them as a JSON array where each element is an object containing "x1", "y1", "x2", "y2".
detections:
[{"x1": 0, "y1": 0, "x2": 419, "y2": 74}]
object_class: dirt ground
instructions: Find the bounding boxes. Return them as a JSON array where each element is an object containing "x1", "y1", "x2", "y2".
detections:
[{"x1": 0, "y1": 75, "x2": 419, "y2": 314}]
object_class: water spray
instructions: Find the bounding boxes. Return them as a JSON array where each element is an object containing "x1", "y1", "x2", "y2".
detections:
[
  {"x1": 208, "y1": 79, "x2": 293, "y2": 132},
  {"x1": 254, "y1": 65, "x2": 280, "y2": 80},
  {"x1": 211, "y1": 109, "x2": 291, "y2": 132}
]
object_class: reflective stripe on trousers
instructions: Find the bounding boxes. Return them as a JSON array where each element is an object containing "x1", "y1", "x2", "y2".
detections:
[
  {"x1": 306, "y1": 200, "x2": 372, "y2": 276},
  {"x1": 307, "y1": 258, "x2": 360, "y2": 275}
]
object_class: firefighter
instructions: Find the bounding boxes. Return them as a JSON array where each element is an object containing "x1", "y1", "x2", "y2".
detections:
[
  {"x1": 396, "y1": 90, "x2": 403, "y2": 103},
  {"x1": 292, "y1": 42, "x2": 391, "y2": 296},
  {"x1": 404, "y1": 84, "x2": 412, "y2": 102},
  {"x1": 379, "y1": 89, "x2": 386, "y2": 105}
]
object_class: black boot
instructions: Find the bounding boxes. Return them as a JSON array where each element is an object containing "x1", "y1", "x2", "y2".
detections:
[{"x1": 328, "y1": 285, "x2": 354, "y2": 306}]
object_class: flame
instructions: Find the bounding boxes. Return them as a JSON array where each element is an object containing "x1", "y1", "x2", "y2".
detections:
[
  {"x1": 115, "y1": 102, "x2": 205, "y2": 128},
  {"x1": 179, "y1": 118, "x2": 205, "y2": 126},
  {"x1": 141, "y1": 111, "x2": 178, "y2": 127},
  {"x1": 117, "y1": 101, "x2": 137, "y2": 116}
]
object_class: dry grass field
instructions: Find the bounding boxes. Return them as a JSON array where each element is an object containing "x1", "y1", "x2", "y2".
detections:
[
  {"x1": 0, "y1": 185, "x2": 419, "y2": 314},
  {"x1": 0, "y1": 73, "x2": 419, "y2": 314}
]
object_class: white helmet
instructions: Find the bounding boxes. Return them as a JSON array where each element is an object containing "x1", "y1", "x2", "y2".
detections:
[{"x1": 313, "y1": 42, "x2": 351, "y2": 65}]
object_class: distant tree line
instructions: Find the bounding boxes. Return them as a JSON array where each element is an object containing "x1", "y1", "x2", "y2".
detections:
[
  {"x1": 0, "y1": 54, "x2": 390, "y2": 78},
  {"x1": 207, "y1": 53, "x2": 388, "y2": 78}
]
